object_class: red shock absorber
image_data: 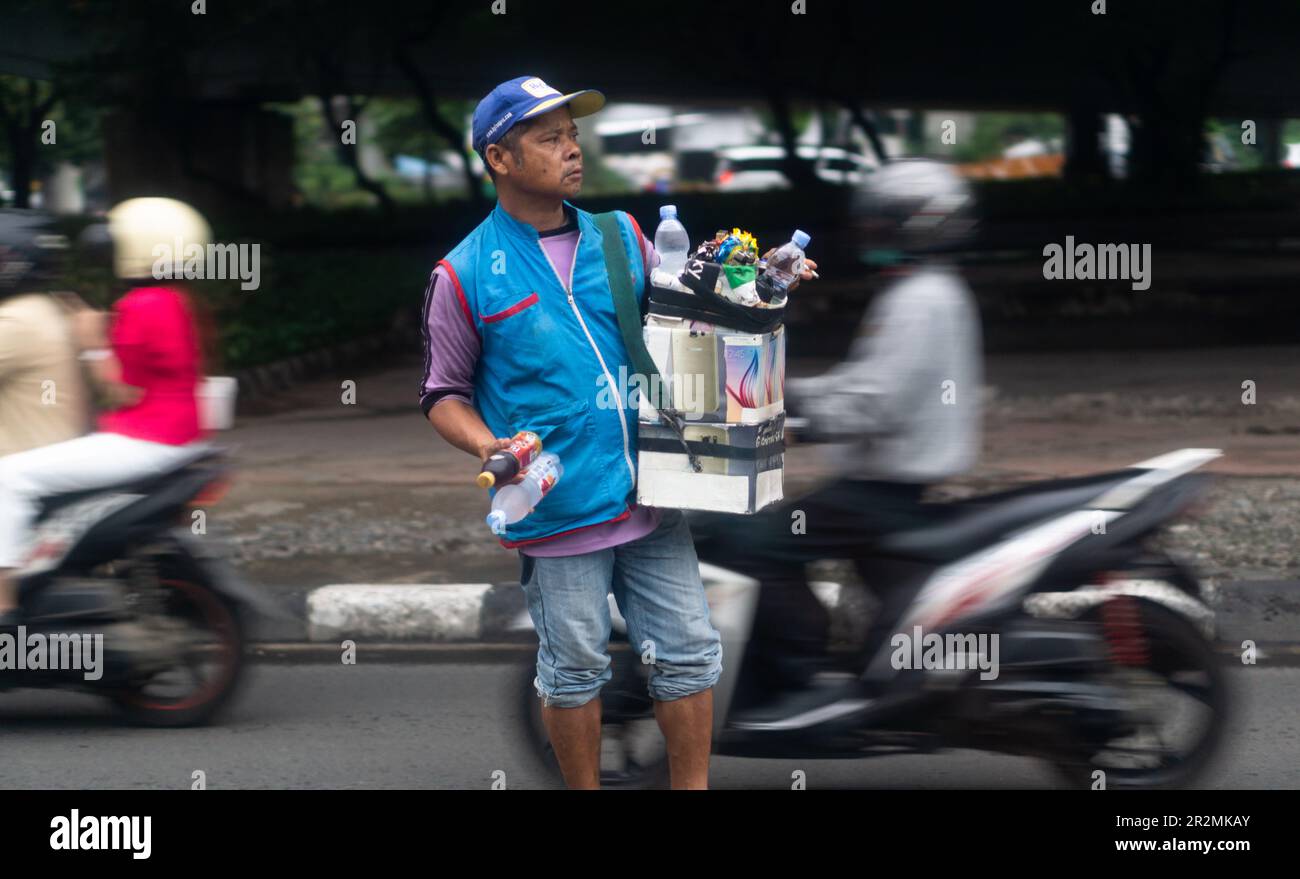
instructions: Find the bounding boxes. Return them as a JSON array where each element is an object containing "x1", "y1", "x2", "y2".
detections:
[{"x1": 1101, "y1": 595, "x2": 1149, "y2": 666}]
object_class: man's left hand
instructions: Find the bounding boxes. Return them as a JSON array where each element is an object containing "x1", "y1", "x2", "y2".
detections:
[{"x1": 761, "y1": 250, "x2": 819, "y2": 292}]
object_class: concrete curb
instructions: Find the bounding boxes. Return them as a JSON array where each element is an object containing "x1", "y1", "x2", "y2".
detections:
[
  {"x1": 305, "y1": 583, "x2": 501, "y2": 642},
  {"x1": 300, "y1": 579, "x2": 1300, "y2": 647},
  {"x1": 302, "y1": 580, "x2": 816, "y2": 645},
  {"x1": 250, "y1": 642, "x2": 537, "y2": 664}
]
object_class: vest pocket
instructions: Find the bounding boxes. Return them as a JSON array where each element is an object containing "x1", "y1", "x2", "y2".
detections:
[
  {"x1": 479, "y1": 289, "x2": 552, "y2": 356},
  {"x1": 480, "y1": 292, "x2": 539, "y2": 323},
  {"x1": 508, "y1": 396, "x2": 595, "y2": 525}
]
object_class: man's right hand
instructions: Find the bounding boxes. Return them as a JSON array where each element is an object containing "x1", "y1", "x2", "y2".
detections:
[
  {"x1": 476, "y1": 437, "x2": 515, "y2": 463},
  {"x1": 426, "y1": 398, "x2": 517, "y2": 472}
]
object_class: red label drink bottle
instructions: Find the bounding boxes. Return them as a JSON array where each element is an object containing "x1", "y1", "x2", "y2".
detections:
[{"x1": 477, "y1": 431, "x2": 542, "y2": 488}]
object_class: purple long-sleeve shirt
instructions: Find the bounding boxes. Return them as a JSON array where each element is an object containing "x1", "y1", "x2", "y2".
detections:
[{"x1": 420, "y1": 205, "x2": 663, "y2": 557}]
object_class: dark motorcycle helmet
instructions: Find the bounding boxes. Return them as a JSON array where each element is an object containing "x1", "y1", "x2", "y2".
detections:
[
  {"x1": 0, "y1": 209, "x2": 70, "y2": 299},
  {"x1": 848, "y1": 159, "x2": 976, "y2": 265}
]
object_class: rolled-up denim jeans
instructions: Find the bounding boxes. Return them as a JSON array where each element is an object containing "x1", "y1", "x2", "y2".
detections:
[{"x1": 519, "y1": 509, "x2": 723, "y2": 708}]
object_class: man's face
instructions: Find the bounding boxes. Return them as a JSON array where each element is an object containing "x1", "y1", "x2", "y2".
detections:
[{"x1": 488, "y1": 106, "x2": 583, "y2": 199}]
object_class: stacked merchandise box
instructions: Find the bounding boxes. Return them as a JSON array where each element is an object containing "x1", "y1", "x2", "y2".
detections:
[
  {"x1": 637, "y1": 412, "x2": 785, "y2": 514},
  {"x1": 635, "y1": 277, "x2": 787, "y2": 514}
]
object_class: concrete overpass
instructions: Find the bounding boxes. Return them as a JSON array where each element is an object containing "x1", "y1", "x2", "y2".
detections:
[{"x1": 3, "y1": 0, "x2": 1300, "y2": 207}]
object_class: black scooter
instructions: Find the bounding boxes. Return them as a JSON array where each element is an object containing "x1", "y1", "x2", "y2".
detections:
[
  {"x1": 3, "y1": 447, "x2": 278, "y2": 726},
  {"x1": 516, "y1": 448, "x2": 1228, "y2": 789}
]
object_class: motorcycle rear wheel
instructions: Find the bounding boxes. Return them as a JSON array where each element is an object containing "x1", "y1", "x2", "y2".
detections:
[
  {"x1": 107, "y1": 577, "x2": 246, "y2": 728},
  {"x1": 1049, "y1": 598, "x2": 1228, "y2": 789}
]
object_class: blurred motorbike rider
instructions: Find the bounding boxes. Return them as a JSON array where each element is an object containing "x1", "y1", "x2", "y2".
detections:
[
  {"x1": 0, "y1": 210, "x2": 89, "y2": 458},
  {"x1": 718, "y1": 159, "x2": 985, "y2": 725},
  {"x1": 0, "y1": 198, "x2": 212, "y2": 627}
]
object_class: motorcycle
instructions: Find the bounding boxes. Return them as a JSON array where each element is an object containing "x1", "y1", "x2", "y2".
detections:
[
  {"x1": 514, "y1": 447, "x2": 1229, "y2": 789},
  {"x1": 2, "y1": 446, "x2": 278, "y2": 726}
]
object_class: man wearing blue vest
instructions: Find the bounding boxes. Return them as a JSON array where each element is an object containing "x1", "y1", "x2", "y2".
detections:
[{"x1": 420, "y1": 76, "x2": 722, "y2": 789}]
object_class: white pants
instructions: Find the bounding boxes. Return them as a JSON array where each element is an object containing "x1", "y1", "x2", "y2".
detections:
[{"x1": 0, "y1": 433, "x2": 208, "y2": 568}]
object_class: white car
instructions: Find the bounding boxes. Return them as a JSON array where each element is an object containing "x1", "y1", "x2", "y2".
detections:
[{"x1": 713, "y1": 145, "x2": 878, "y2": 191}]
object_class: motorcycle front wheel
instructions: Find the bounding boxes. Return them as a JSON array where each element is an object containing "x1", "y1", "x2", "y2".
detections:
[{"x1": 1050, "y1": 597, "x2": 1228, "y2": 789}]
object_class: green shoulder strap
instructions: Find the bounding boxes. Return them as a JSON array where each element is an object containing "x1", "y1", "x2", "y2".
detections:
[
  {"x1": 593, "y1": 210, "x2": 700, "y2": 473},
  {"x1": 593, "y1": 211, "x2": 664, "y2": 399}
]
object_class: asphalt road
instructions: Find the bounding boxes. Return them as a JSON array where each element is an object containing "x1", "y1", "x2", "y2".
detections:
[{"x1": 0, "y1": 661, "x2": 1295, "y2": 790}]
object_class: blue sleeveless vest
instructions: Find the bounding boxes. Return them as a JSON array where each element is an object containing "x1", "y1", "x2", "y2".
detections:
[{"x1": 439, "y1": 201, "x2": 646, "y2": 546}]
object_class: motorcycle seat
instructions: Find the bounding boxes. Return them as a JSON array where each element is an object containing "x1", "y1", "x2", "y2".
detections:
[{"x1": 874, "y1": 470, "x2": 1135, "y2": 563}]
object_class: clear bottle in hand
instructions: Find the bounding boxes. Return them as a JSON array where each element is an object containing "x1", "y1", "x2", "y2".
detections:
[{"x1": 486, "y1": 452, "x2": 564, "y2": 535}]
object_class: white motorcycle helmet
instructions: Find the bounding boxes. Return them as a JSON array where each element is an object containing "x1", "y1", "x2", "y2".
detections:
[
  {"x1": 106, "y1": 197, "x2": 211, "y2": 281},
  {"x1": 850, "y1": 159, "x2": 976, "y2": 263}
]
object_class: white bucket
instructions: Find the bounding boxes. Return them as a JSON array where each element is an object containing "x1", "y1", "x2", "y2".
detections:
[{"x1": 198, "y1": 376, "x2": 239, "y2": 430}]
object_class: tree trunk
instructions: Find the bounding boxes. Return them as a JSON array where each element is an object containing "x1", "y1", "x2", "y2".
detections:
[
  {"x1": 764, "y1": 86, "x2": 820, "y2": 190},
  {"x1": 1, "y1": 80, "x2": 58, "y2": 209},
  {"x1": 1063, "y1": 103, "x2": 1107, "y2": 183},
  {"x1": 318, "y1": 91, "x2": 395, "y2": 214},
  {"x1": 844, "y1": 102, "x2": 889, "y2": 165},
  {"x1": 1126, "y1": 103, "x2": 1205, "y2": 186},
  {"x1": 8, "y1": 131, "x2": 35, "y2": 208},
  {"x1": 393, "y1": 46, "x2": 484, "y2": 208}
]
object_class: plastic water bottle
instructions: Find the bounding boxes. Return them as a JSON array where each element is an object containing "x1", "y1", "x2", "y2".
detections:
[
  {"x1": 654, "y1": 205, "x2": 690, "y2": 278},
  {"x1": 757, "y1": 229, "x2": 811, "y2": 304},
  {"x1": 485, "y1": 452, "x2": 564, "y2": 535}
]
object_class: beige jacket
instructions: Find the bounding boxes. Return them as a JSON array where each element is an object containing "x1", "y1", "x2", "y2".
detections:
[{"x1": 0, "y1": 293, "x2": 89, "y2": 457}]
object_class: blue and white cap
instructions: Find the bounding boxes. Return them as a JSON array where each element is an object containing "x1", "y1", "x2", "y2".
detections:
[{"x1": 471, "y1": 75, "x2": 605, "y2": 156}]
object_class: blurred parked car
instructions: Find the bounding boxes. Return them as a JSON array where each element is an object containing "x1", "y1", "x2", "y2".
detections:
[{"x1": 713, "y1": 145, "x2": 878, "y2": 191}]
